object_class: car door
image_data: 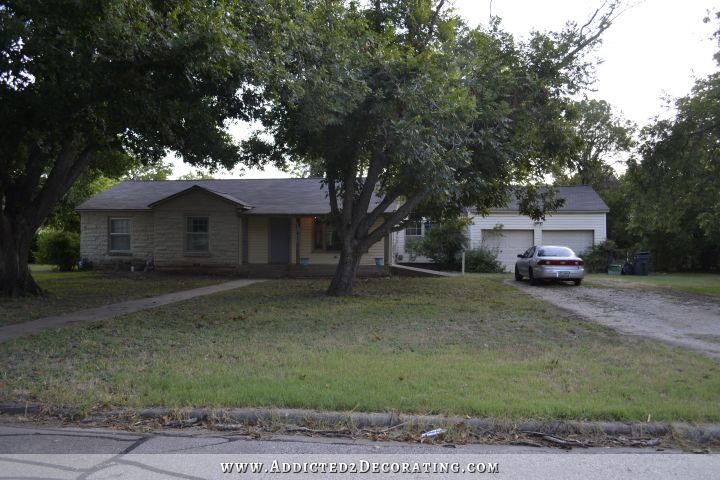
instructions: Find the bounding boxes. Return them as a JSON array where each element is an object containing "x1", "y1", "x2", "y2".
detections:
[{"x1": 518, "y1": 246, "x2": 535, "y2": 275}]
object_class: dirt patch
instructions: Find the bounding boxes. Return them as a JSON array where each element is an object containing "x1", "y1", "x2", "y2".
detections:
[{"x1": 508, "y1": 279, "x2": 720, "y2": 359}]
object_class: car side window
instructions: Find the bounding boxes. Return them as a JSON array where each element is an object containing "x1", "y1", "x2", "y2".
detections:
[{"x1": 522, "y1": 247, "x2": 535, "y2": 258}]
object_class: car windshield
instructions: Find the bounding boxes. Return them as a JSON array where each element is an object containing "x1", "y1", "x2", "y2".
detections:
[{"x1": 538, "y1": 247, "x2": 574, "y2": 257}]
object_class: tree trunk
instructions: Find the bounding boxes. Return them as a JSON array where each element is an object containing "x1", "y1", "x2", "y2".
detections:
[
  {"x1": 327, "y1": 245, "x2": 363, "y2": 296},
  {"x1": 0, "y1": 213, "x2": 41, "y2": 297}
]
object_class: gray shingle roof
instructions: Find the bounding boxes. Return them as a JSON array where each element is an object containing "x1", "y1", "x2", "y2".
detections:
[
  {"x1": 76, "y1": 178, "x2": 387, "y2": 215},
  {"x1": 77, "y1": 180, "x2": 607, "y2": 215},
  {"x1": 490, "y1": 185, "x2": 609, "y2": 213}
]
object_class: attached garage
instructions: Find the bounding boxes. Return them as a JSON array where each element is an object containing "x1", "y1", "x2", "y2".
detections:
[
  {"x1": 541, "y1": 230, "x2": 594, "y2": 257},
  {"x1": 393, "y1": 185, "x2": 608, "y2": 270},
  {"x1": 481, "y1": 229, "x2": 534, "y2": 272}
]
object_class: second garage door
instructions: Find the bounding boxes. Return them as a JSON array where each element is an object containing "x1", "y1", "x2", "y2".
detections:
[
  {"x1": 541, "y1": 230, "x2": 594, "y2": 256},
  {"x1": 481, "y1": 229, "x2": 534, "y2": 272}
]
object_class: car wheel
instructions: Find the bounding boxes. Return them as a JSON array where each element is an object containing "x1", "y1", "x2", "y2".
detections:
[
  {"x1": 514, "y1": 266, "x2": 523, "y2": 281},
  {"x1": 573, "y1": 279, "x2": 582, "y2": 286},
  {"x1": 529, "y1": 268, "x2": 538, "y2": 286}
]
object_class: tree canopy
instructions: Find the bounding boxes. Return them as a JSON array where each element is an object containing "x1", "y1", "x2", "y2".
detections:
[
  {"x1": 0, "y1": 0, "x2": 270, "y2": 295},
  {"x1": 625, "y1": 72, "x2": 720, "y2": 270},
  {"x1": 243, "y1": 0, "x2": 620, "y2": 294},
  {"x1": 554, "y1": 98, "x2": 635, "y2": 192}
]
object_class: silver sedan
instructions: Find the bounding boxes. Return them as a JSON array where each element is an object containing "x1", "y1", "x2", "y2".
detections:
[{"x1": 514, "y1": 245, "x2": 585, "y2": 286}]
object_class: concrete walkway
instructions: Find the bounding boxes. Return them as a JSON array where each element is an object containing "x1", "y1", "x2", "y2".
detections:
[
  {"x1": 0, "y1": 279, "x2": 263, "y2": 343},
  {"x1": 389, "y1": 264, "x2": 459, "y2": 277}
]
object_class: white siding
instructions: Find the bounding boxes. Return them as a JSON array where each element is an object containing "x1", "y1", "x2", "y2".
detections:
[
  {"x1": 541, "y1": 230, "x2": 594, "y2": 256},
  {"x1": 481, "y1": 229, "x2": 534, "y2": 272},
  {"x1": 469, "y1": 212, "x2": 607, "y2": 248},
  {"x1": 395, "y1": 211, "x2": 607, "y2": 268}
]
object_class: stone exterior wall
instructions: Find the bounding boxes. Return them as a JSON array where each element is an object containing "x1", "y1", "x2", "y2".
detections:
[
  {"x1": 79, "y1": 211, "x2": 154, "y2": 268},
  {"x1": 151, "y1": 190, "x2": 241, "y2": 268},
  {"x1": 80, "y1": 192, "x2": 390, "y2": 273}
]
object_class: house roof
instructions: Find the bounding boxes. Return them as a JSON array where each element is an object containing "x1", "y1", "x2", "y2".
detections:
[
  {"x1": 487, "y1": 185, "x2": 609, "y2": 213},
  {"x1": 76, "y1": 178, "x2": 388, "y2": 215},
  {"x1": 77, "y1": 179, "x2": 607, "y2": 215},
  {"x1": 147, "y1": 185, "x2": 254, "y2": 210}
]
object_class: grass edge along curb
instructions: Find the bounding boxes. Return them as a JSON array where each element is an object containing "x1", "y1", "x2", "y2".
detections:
[{"x1": 2, "y1": 403, "x2": 720, "y2": 445}]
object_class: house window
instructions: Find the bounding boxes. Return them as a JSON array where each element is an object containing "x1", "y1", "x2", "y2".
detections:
[
  {"x1": 109, "y1": 218, "x2": 131, "y2": 252},
  {"x1": 313, "y1": 218, "x2": 341, "y2": 251},
  {"x1": 186, "y1": 217, "x2": 209, "y2": 253},
  {"x1": 405, "y1": 220, "x2": 422, "y2": 237}
]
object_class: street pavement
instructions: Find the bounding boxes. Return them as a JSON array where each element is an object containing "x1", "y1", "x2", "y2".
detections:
[{"x1": 0, "y1": 422, "x2": 718, "y2": 479}]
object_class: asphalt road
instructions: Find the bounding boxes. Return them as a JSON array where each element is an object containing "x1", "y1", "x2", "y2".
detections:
[{"x1": 0, "y1": 423, "x2": 718, "y2": 479}]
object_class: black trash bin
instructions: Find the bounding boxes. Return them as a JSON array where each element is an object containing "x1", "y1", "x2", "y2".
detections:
[{"x1": 632, "y1": 251, "x2": 651, "y2": 276}]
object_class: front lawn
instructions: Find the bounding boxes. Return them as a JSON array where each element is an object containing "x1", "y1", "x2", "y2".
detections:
[
  {"x1": 586, "y1": 273, "x2": 720, "y2": 297},
  {"x1": 1, "y1": 275, "x2": 718, "y2": 422},
  {"x1": 0, "y1": 266, "x2": 225, "y2": 326}
]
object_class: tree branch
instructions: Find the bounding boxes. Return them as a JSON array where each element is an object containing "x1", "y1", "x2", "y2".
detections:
[
  {"x1": 362, "y1": 190, "x2": 427, "y2": 248},
  {"x1": 30, "y1": 143, "x2": 95, "y2": 228},
  {"x1": 352, "y1": 148, "x2": 388, "y2": 232}
]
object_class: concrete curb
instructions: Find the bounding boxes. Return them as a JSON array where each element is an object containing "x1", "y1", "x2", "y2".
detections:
[{"x1": 2, "y1": 404, "x2": 719, "y2": 444}]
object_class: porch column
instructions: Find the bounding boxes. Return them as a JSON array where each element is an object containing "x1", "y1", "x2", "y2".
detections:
[{"x1": 295, "y1": 217, "x2": 301, "y2": 265}]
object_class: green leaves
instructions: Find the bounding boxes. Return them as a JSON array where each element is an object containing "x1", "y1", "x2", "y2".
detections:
[{"x1": 626, "y1": 73, "x2": 720, "y2": 270}]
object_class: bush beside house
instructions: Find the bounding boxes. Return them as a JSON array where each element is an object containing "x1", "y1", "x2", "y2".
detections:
[{"x1": 34, "y1": 230, "x2": 80, "y2": 272}]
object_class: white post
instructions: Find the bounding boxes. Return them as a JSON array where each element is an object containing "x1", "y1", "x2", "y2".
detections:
[{"x1": 461, "y1": 250, "x2": 465, "y2": 275}]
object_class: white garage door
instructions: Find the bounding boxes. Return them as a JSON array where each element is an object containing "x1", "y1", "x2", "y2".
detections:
[
  {"x1": 481, "y1": 229, "x2": 534, "y2": 272},
  {"x1": 541, "y1": 230, "x2": 594, "y2": 256}
]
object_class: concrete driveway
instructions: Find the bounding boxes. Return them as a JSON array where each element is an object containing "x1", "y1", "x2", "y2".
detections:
[{"x1": 509, "y1": 279, "x2": 720, "y2": 358}]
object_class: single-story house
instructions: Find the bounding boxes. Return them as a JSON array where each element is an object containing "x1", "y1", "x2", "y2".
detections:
[
  {"x1": 393, "y1": 185, "x2": 609, "y2": 271},
  {"x1": 76, "y1": 179, "x2": 392, "y2": 276}
]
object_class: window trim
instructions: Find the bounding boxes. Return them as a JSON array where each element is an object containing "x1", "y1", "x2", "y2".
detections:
[
  {"x1": 184, "y1": 215, "x2": 210, "y2": 256},
  {"x1": 312, "y1": 217, "x2": 341, "y2": 252},
  {"x1": 405, "y1": 220, "x2": 422, "y2": 238},
  {"x1": 108, "y1": 217, "x2": 132, "y2": 254}
]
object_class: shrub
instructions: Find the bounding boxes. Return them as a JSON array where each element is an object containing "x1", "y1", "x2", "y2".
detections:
[
  {"x1": 464, "y1": 247, "x2": 504, "y2": 273},
  {"x1": 34, "y1": 230, "x2": 80, "y2": 271},
  {"x1": 408, "y1": 217, "x2": 470, "y2": 266},
  {"x1": 581, "y1": 240, "x2": 625, "y2": 273}
]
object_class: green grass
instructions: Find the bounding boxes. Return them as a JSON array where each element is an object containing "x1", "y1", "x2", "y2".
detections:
[
  {"x1": 1, "y1": 275, "x2": 718, "y2": 422},
  {"x1": 586, "y1": 273, "x2": 720, "y2": 297},
  {"x1": 0, "y1": 266, "x2": 225, "y2": 326}
]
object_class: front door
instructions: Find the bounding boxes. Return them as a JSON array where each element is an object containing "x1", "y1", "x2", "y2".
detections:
[{"x1": 269, "y1": 218, "x2": 291, "y2": 264}]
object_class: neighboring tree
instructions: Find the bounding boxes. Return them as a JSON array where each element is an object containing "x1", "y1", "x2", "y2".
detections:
[
  {"x1": 43, "y1": 159, "x2": 173, "y2": 233},
  {"x1": 123, "y1": 161, "x2": 174, "y2": 181},
  {"x1": 625, "y1": 72, "x2": 720, "y2": 271},
  {"x1": 1, "y1": 1, "x2": 266, "y2": 295},
  {"x1": 177, "y1": 170, "x2": 216, "y2": 180},
  {"x1": 555, "y1": 99, "x2": 635, "y2": 192},
  {"x1": 600, "y1": 174, "x2": 638, "y2": 250},
  {"x1": 42, "y1": 170, "x2": 117, "y2": 233},
  {"x1": 243, "y1": 0, "x2": 621, "y2": 295}
]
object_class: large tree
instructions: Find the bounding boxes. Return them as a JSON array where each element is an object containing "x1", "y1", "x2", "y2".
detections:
[
  {"x1": 243, "y1": 0, "x2": 620, "y2": 295},
  {"x1": 555, "y1": 98, "x2": 635, "y2": 192},
  {"x1": 0, "y1": 0, "x2": 267, "y2": 295},
  {"x1": 624, "y1": 12, "x2": 720, "y2": 271},
  {"x1": 626, "y1": 72, "x2": 720, "y2": 270}
]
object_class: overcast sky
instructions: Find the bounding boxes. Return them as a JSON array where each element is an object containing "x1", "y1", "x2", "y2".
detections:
[{"x1": 171, "y1": 0, "x2": 719, "y2": 179}]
